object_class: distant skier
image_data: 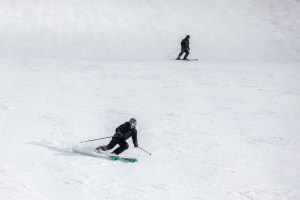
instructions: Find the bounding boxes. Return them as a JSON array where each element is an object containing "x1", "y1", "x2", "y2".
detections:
[
  {"x1": 176, "y1": 35, "x2": 190, "y2": 60},
  {"x1": 95, "y1": 118, "x2": 138, "y2": 155}
]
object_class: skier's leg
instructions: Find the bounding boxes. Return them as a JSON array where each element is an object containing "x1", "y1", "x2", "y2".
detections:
[
  {"x1": 96, "y1": 137, "x2": 119, "y2": 151},
  {"x1": 183, "y1": 49, "x2": 189, "y2": 59},
  {"x1": 106, "y1": 137, "x2": 120, "y2": 150},
  {"x1": 112, "y1": 140, "x2": 129, "y2": 155},
  {"x1": 177, "y1": 48, "x2": 184, "y2": 59}
]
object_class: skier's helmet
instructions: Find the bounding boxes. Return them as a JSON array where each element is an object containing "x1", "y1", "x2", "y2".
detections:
[
  {"x1": 129, "y1": 118, "x2": 137, "y2": 127},
  {"x1": 186, "y1": 35, "x2": 190, "y2": 39}
]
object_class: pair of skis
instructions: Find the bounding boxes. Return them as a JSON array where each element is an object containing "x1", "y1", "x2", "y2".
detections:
[
  {"x1": 110, "y1": 155, "x2": 138, "y2": 162},
  {"x1": 94, "y1": 149, "x2": 138, "y2": 163},
  {"x1": 173, "y1": 58, "x2": 198, "y2": 61}
]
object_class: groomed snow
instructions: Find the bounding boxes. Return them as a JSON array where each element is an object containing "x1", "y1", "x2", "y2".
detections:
[
  {"x1": 0, "y1": 0, "x2": 300, "y2": 199},
  {"x1": 0, "y1": 0, "x2": 299, "y2": 62},
  {"x1": 1, "y1": 60, "x2": 299, "y2": 200}
]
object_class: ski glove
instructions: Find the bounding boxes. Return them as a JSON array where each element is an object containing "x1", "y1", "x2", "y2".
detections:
[{"x1": 134, "y1": 143, "x2": 138, "y2": 148}]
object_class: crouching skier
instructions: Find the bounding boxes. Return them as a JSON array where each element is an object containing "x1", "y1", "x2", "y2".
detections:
[{"x1": 95, "y1": 118, "x2": 138, "y2": 155}]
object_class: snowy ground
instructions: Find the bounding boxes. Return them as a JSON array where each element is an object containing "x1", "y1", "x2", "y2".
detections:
[
  {"x1": 1, "y1": 0, "x2": 300, "y2": 199},
  {"x1": 0, "y1": 0, "x2": 299, "y2": 62},
  {"x1": 0, "y1": 59, "x2": 299, "y2": 200}
]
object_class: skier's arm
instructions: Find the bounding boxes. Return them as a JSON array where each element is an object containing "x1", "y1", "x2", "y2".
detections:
[
  {"x1": 115, "y1": 123, "x2": 126, "y2": 137},
  {"x1": 132, "y1": 130, "x2": 138, "y2": 147}
]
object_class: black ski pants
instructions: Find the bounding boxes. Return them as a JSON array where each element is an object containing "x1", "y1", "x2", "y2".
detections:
[
  {"x1": 106, "y1": 137, "x2": 129, "y2": 155},
  {"x1": 178, "y1": 47, "x2": 189, "y2": 59}
]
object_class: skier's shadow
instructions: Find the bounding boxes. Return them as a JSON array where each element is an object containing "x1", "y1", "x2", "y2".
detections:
[{"x1": 27, "y1": 141, "x2": 111, "y2": 161}]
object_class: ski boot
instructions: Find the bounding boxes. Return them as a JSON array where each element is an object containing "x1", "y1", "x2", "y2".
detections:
[{"x1": 95, "y1": 146, "x2": 107, "y2": 153}]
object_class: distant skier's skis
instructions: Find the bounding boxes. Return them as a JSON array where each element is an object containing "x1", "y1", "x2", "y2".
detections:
[
  {"x1": 171, "y1": 58, "x2": 198, "y2": 61},
  {"x1": 183, "y1": 59, "x2": 198, "y2": 61}
]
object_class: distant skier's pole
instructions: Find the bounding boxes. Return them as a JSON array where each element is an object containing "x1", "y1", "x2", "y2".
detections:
[
  {"x1": 138, "y1": 147, "x2": 152, "y2": 155},
  {"x1": 80, "y1": 136, "x2": 113, "y2": 143},
  {"x1": 166, "y1": 48, "x2": 180, "y2": 58}
]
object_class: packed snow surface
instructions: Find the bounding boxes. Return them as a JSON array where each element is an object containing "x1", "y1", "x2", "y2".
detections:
[
  {"x1": 0, "y1": 0, "x2": 300, "y2": 199},
  {"x1": 0, "y1": 0, "x2": 299, "y2": 62},
  {"x1": 1, "y1": 60, "x2": 299, "y2": 200}
]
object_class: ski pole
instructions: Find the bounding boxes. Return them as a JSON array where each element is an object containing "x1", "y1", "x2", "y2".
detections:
[
  {"x1": 138, "y1": 147, "x2": 152, "y2": 155},
  {"x1": 80, "y1": 136, "x2": 113, "y2": 143},
  {"x1": 166, "y1": 48, "x2": 180, "y2": 58}
]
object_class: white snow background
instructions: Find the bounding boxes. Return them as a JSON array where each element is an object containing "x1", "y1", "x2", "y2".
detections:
[{"x1": 0, "y1": 0, "x2": 300, "y2": 200}]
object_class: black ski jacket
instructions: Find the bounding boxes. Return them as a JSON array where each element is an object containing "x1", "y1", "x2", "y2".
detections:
[
  {"x1": 115, "y1": 122, "x2": 138, "y2": 147},
  {"x1": 181, "y1": 38, "x2": 190, "y2": 50}
]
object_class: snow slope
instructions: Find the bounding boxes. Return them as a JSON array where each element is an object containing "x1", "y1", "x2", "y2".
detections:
[
  {"x1": 1, "y1": 59, "x2": 300, "y2": 200},
  {"x1": 0, "y1": 0, "x2": 299, "y2": 61},
  {"x1": 0, "y1": 0, "x2": 300, "y2": 200}
]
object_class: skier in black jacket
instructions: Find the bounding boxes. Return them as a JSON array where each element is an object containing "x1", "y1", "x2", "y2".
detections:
[
  {"x1": 177, "y1": 35, "x2": 190, "y2": 60},
  {"x1": 95, "y1": 118, "x2": 138, "y2": 155}
]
